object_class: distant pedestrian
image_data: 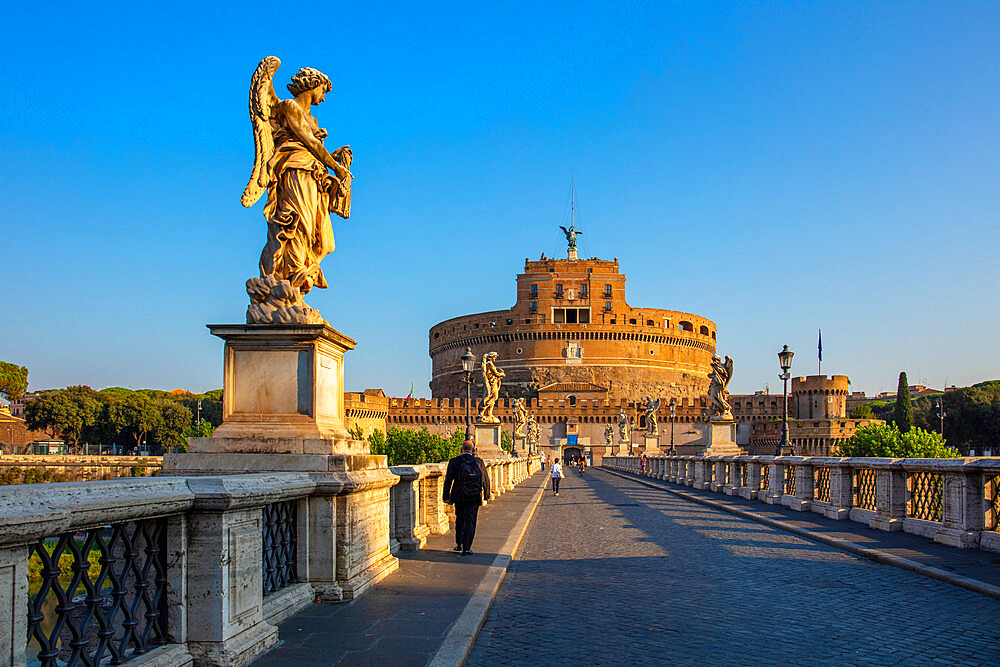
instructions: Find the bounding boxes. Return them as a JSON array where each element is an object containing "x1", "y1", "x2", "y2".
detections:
[
  {"x1": 640, "y1": 453, "x2": 647, "y2": 475},
  {"x1": 578, "y1": 456, "x2": 586, "y2": 475},
  {"x1": 443, "y1": 440, "x2": 491, "y2": 556},
  {"x1": 551, "y1": 457, "x2": 564, "y2": 496}
]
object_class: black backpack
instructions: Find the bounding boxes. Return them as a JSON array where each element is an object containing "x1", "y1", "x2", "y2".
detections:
[{"x1": 456, "y1": 456, "x2": 483, "y2": 502}]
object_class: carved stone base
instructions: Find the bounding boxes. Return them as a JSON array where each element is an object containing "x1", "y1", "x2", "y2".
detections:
[
  {"x1": 246, "y1": 276, "x2": 324, "y2": 325},
  {"x1": 199, "y1": 324, "x2": 357, "y2": 445},
  {"x1": 474, "y1": 422, "x2": 508, "y2": 459}
]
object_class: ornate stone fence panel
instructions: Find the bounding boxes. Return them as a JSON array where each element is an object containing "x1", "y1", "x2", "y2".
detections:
[{"x1": 602, "y1": 455, "x2": 1000, "y2": 553}]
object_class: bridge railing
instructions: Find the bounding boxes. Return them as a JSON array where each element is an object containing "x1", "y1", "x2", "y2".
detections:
[
  {"x1": 603, "y1": 454, "x2": 1000, "y2": 553},
  {"x1": 2, "y1": 456, "x2": 539, "y2": 667}
]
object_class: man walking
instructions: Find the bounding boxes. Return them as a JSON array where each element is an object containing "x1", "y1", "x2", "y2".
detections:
[{"x1": 443, "y1": 440, "x2": 491, "y2": 556}]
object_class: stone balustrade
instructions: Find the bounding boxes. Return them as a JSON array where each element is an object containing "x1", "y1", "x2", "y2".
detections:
[
  {"x1": 1, "y1": 456, "x2": 539, "y2": 666},
  {"x1": 603, "y1": 454, "x2": 1000, "y2": 553}
]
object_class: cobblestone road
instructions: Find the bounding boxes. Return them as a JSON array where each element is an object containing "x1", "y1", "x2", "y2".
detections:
[{"x1": 467, "y1": 468, "x2": 1000, "y2": 666}]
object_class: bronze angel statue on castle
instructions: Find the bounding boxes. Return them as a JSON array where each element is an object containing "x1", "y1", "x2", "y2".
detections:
[{"x1": 241, "y1": 56, "x2": 354, "y2": 325}]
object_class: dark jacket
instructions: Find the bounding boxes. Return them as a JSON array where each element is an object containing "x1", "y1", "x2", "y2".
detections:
[{"x1": 443, "y1": 452, "x2": 490, "y2": 504}]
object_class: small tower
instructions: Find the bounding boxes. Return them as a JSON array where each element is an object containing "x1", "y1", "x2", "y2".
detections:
[{"x1": 792, "y1": 375, "x2": 850, "y2": 419}]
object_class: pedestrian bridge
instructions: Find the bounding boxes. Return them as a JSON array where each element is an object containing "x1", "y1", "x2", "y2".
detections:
[{"x1": 5, "y1": 455, "x2": 1000, "y2": 666}]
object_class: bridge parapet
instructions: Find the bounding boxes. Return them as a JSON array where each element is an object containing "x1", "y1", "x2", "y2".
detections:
[
  {"x1": 603, "y1": 454, "x2": 1000, "y2": 553},
  {"x1": 3, "y1": 456, "x2": 539, "y2": 667}
]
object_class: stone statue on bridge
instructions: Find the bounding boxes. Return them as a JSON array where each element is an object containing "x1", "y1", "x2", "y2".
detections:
[
  {"x1": 241, "y1": 56, "x2": 354, "y2": 325},
  {"x1": 604, "y1": 423, "x2": 614, "y2": 447},
  {"x1": 477, "y1": 352, "x2": 505, "y2": 423},
  {"x1": 512, "y1": 398, "x2": 527, "y2": 437},
  {"x1": 643, "y1": 396, "x2": 660, "y2": 436},
  {"x1": 616, "y1": 409, "x2": 630, "y2": 444},
  {"x1": 526, "y1": 416, "x2": 539, "y2": 451},
  {"x1": 707, "y1": 354, "x2": 734, "y2": 421}
]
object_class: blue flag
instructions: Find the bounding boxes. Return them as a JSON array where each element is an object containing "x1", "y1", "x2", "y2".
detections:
[{"x1": 818, "y1": 329, "x2": 823, "y2": 362}]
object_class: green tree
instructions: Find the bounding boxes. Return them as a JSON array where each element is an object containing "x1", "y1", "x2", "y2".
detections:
[
  {"x1": 837, "y1": 423, "x2": 958, "y2": 458},
  {"x1": 151, "y1": 399, "x2": 193, "y2": 451},
  {"x1": 501, "y1": 430, "x2": 513, "y2": 452},
  {"x1": 369, "y1": 426, "x2": 464, "y2": 466},
  {"x1": 849, "y1": 403, "x2": 875, "y2": 419},
  {"x1": 0, "y1": 362, "x2": 28, "y2": 402},
  {"x1": 23, "y1": 386, "x2": 102, "y2": 452},
  {"x1": 893, "y1": 372, "x2": 913, "y2": 433},
  {"x1": 108, "y1": 393, "x2": 163, "y2": 452}
]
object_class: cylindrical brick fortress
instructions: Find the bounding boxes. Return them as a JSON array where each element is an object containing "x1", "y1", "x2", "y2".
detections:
[{"x1": 429, "y1": 256, "x2": 717, "y2": 403}]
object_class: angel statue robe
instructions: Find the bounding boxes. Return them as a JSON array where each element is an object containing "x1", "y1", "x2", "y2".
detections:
[{"x1": 259, "y1": 110, "x2": 351, "y2": 294}]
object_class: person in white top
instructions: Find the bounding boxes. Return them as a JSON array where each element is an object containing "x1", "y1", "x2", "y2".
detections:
[{"x1": 550, "y1": 458, "x2": 564, "y2": 496}]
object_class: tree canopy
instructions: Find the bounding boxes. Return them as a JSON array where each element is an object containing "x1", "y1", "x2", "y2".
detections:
[
  {"x1": 837, "y1": 423, "x2": 958, "y2": 458},
  {"x1": 368, "y1": 426, "x2": 465, "y2": 466},
  {"x1": 894, "y1": 372, "x2": 913, "y2": 433},
  {"x1": 21, "y1": 385, "x2": 217, "y2": 453},
  {"x1": 0, "y1": 362, "x2": 28, "y2": 402}
]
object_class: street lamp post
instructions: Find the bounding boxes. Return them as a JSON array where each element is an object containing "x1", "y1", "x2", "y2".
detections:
[
  {"x1": 669, "y1": 398, "x2": 676, "y2": 455},
  {"x1": 936, "y1": 399, "x2": 946, "y2": 438},
  {"x1": 461, "y1": 348, "x2": 476, "y2": 440},
  {"x1": 777, "y1": 345, "x2": 794, "y2": 456}
]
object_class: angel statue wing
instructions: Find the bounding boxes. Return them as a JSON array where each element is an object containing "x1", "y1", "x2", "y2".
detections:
[
  {"x1": 559, "y1": 225, "x2": 569, "y2": 238},
  {"x1": 241, "y1": 56, "x2": 282, "y2": 207},
  {"x1": 723, "y1": 356, "x2": 734, "y2": 385}
]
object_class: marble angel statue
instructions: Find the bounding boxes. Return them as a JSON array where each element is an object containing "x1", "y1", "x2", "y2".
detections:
[
  {"x1": 241, "y1": 56, "x2": 354, "y2": 324},
  {"x1": 643, "y1": 396, "x2": 661, "y2": 436},
  {"x1": 707, "y1": 355, "x2": 734, "y2": 420},
  {"x1": 477, "y1": 352, "x2": 505, "y2": 423},
  {"x1": 616, "y1": 408, "x2": 630, "y2": 444},
  {"x1": 512, "y1": 398, "x2": 528, "y2": 438}
]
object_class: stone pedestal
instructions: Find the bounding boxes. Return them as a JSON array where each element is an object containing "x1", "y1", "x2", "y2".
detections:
[
  {"x1": 164, "y1": 322, "x2": 399, "y2": 604},
  {"x1": 474, "y1": 422, "x2": 508, "y2": 459},
  {"x1": 643, "y1": 434, "x2": 660, "y2": 454},
  {"x1": 676, "y1": 421, "x2": 744, "y2": 456},
  {"x1": 513, "y1": 436, "x2": 526, "y2": 457},
  {"x1": 193, "y1": 323, "x2": 359, "y2": 449}
]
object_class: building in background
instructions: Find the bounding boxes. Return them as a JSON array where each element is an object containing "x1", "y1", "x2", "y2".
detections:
[{"x1": 428, "y1": 254, "x2": 717, "y2": 403}]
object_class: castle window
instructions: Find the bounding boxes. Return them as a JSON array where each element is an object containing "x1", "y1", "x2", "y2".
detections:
[
  {"x1": 699, "y1": 325, "x2": 709, "y2": 336},
  {"x1": 646, "y1": 319, "x2": 654, "y2": 327},
  {"x1": 530, "y1": 302, "x2": 537, "y2": 313},
  {"x1": 506, "y1": 318, "x2": 513, "y2": 325},
  {"x1": 433, "y1": 332, "x2": 439, "y2": 339},
  {"x1": 530, "y1": 284, "x2": 537, "y2": 297},
  {"x1": 604, "y1": 284, "x2": 612, "y2": 297},
  {"x1": 604, "y1": 301, "x2": 612, "y2": 312},
  {"x1": 555, "y1": 284, "x2": 563, "y2": 297},
  {"x1": 610, "y1": 319, "x2": 616, "y2": 324},
  {"x1": 629, "y1": 318, "x2": 637, "y2": 325},
  {"x1": 580, "y1": 284, "x2": 588, "y2": 297},
  {"x1": 516, "y1": 348, "x2": 523, "y2": 355},
  {"x1": 568, "y1": 395, "x2": 577, "y2": 406},
  {"x1": 679, "y1": 321, "x2": 693, "y2": 332},
  {"x1": 711, "y1": 331, "x2": 716, "y2": 339}
]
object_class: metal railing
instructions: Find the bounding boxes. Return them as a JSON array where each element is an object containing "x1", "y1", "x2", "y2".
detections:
[
  {"x1": 262, "y1": 499, "x2": 298, "y2": 597},
  {"x1": 28, "y1": 519, "x2": 169, "y2": 666}
]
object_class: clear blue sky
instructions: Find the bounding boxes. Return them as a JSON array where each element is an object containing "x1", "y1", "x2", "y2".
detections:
[{"x1": 2, "y1": 2, "x2": 998, "y2": 397}]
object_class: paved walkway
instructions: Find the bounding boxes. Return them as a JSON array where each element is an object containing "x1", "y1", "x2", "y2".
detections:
[
  {"x1": 254, "y1": 470, "x2": 547, "y2": 666},
  {"x1": 467, "y1": 467, "x2": 1000, "y2": 666}
]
